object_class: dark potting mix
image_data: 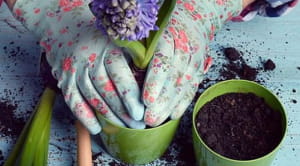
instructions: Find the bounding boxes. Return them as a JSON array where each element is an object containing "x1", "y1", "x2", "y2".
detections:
[{"x1": 195, "y1": 93, "x2": 283, "y2": 160}]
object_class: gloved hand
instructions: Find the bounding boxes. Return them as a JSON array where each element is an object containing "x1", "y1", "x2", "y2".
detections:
[
  {"x1": 141, "y1": 0, "x2": 299, "y2": 127},
  {"x1": 12, "y1": 0, "x2": 145, "y2": 134},
  {"x1": 141, "y1": 0, "x2": 244, "y2": 127}
]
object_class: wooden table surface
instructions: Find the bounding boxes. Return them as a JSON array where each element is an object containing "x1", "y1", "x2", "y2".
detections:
[{"x1": 1, "y1": 3, "x2": 299, "y2": 166}]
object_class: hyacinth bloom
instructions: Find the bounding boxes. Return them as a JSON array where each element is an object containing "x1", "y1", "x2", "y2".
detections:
[
  {"x1": 89, "y1": 0, "x2": 176, "y2": 69},
  {"x1": 89, "y1": 0, "x2": 159, "y2": 41}
]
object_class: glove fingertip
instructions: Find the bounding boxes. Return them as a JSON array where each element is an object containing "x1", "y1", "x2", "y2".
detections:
[
  {"x1": 124, "y1": 98, "x2": 145, "y2": 121},
  {"x1": 85, "y1": 121, "x2": 102, "y2": 135},
  {"x1": 143, "y1": 109, "x2": 163, "y2": 127},
  {"x1": 129, "y1": 120, "x2": 146, "y2": 129}
]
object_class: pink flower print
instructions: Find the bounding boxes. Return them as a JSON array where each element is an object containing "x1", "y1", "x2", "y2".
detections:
[
  {"x1": 34, "y1": 8, "x2": 40, "y2": 14},
  {"x1": 59, "y1": 0, "x2": 70, "y2": 7},
  {"x1": 226, "y1": 12, "x2": 233, "y2": 21},
  {"x1": 72, "y1": 0, "x2": 83, "y2": 7},
  {"x1": 153, "y1": 57, "x2": 160, "y2": 64},
  {"x1": 89, "y1": 98, "x2": 100, "y2": 107},
  {"x1": 97, "y1": 100, "x2": 109, "y2": 114},
  {"x1": 177, "y1": 0, "x2": 183, "y2": 4},
  {"x1": 14, "y1": 8, "x2": 22, "y2": 16},
  {"x1": 89, "y1": 53, "x2": 96, "y2": 63},
  {"x1": 174, "y1": 30, "x2": 189, "y2": 53},
  {"x1": 185, "y1": 74, "x2": 192, "y2": 80},
  {"x1": 196, "y1": 13, "x2": 202, "y2": 19},
  {"x1": 104, "y1": 80, "x2": 115, "y2": 92},
  {"x1": 64, "y1": 93, "x2": 72, "y2": 101},
  {"x1": 105, "y1": 58, "x2": 112, "y2": 64},
  {"x1": 47, "y1": 29, "x2": 53, "y2": 36},
  {"x1": 290, "y1": 0, "x2": 298, "y2": 7},
  {"x1": 171, "y1": 18, "x2": 177, "y2": 25},
  {"x1": 60, "y1": 27, "x2": 68, "y2": 34},
  {"x1": 109, "y1": 48, "x2": 122, "y2": 55},
  {"x1": 171, "y1": 29, "x2": 189, "y2": 53},
  {"x1": 149, "y1": 96, "x2": 155, "y2": 103},
  {"x1": 75, "y1": 102, "x2": 94, "y2": 118},
  {"x1": 203, "y1": 32, "x2": 207, "y2": 39},
  {"x1": 168, "y1": 27, "x2": 177, "y2": 36},
  {"x1": 71, "y1": 68, "x2": 76, "y2": 73},
  {"x1": 67, "y1": 41, "x2": 73, "y2": 46},
  {"x1": 209, "y1": 25, "x2": 216, "y2": 41},
  {"x1": 179, "y1": 30, "x2": 188, "y2": 43},
  {"x1": 143, "y1": 90, "x2": 149, "y2": 100},
  {"x1": 46, "y1": 12, "x2": 55, "y2": 17},
  {"x1": 176, "y1": 77, "x2": 182, "y2": 86},
  {"x1": 216, "y1": 0, "x2": 225, "y2": 5},
  {"x1": 194, "y1": 62, "x2": 199, "y2": 69},
  {"x1": 98, "y1": 76, "x2": 105, "y2": 81},
  {"x1": 99, "y1": 108, "x2": 108, "y2": 115},
  {"x1": 184, "y1": 2, "x2": 194, "y2": 12},
  {"x1": 144, "y1": 111, "x2": 155, "y2": 125},
  {"x1": 63, "y1": 6, "x2": 73, "y2": 12},
  {"x1": 192, "y1": 13, "x2": 202, "y2": 21},
  {"x1": 203, "y1": 56, "x2": 213, "y2": 73},
  {"x1": 81, "y1": 46, "x2": 88, "y2": 50},
  {"x1": 59, "y1": 0, "x2": 82, "y2": 12},
  {"x1": 144, "y1": 89, "x2": 155, "y2": 103},
  {"x1": 62, "y1": 57, "x2": 72, "y2": 71},
  {"x1": 40, "y1": 41, "x2": 52, "y2": 52}
]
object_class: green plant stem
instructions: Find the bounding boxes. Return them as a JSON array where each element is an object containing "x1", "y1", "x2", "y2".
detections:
[
  {"x1": 114, "y1": 39, "x2": 146, "y2": 69},
  {"x1": 18, "y1": 87, "x2": 55, "y2": 166},
  {"x1": 113, "y1": 0, "x2": 176, "y2": 69},
  {"x1": 33, "y1": 103, "x2": 52, "y2": 166},
  {"x1": 141, "y1": 0, "x2": 177, "y2": 69}
]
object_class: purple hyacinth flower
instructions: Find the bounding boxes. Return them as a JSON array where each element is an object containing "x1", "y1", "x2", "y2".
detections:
[{"x1": 89, "y1": 0, "x2": 159, "y2": 41}]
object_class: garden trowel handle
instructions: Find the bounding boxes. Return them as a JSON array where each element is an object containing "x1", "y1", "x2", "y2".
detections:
[{"x1": 76, "y1": 120, "x2": 93, "y2": 166}]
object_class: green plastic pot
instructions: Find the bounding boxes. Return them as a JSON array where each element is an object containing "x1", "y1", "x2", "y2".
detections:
[
  {"x1": 192, "y1": 80, "x2": 287, "y2": 166},
  {"x1": 97, "y1": 114, "x2": 180, "y2": 164}
]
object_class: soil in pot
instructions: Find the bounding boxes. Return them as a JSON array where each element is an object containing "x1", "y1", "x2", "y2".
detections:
[{"x1": 195, "y1": 92, "x2": 283, "y2": 160}]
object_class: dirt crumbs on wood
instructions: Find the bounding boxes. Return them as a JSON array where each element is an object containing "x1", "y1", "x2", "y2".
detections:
[
  {"x1": 194, "y1": 47, "x2": 277, "y2": 101},
  {"x1": 263, "y1": 59, "x2": 276, "y2": 71},
  {"x1": 0, "y1": 99, "x2": 25, "y2": 138},
  {"x1": 195, "y1": 93, "x2": 283, "y2": 160},
  {"x1": 221, "y1": 47, "x2": 276, "y2": 81}
]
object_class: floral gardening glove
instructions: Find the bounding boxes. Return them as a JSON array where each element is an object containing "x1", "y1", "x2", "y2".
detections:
[
  {"x1": 142, "y1": 0, "x2": 243, "y2": 127},
  {"x1": 12, "y1": 0, "x2": 145, "y2": 134}
]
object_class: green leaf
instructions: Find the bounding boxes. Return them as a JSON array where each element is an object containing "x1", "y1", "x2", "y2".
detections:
[
  {"x1": 33, "y1": 100, "x2": 52, "y2": 166},
  {"x1": 141, "y1": 0, "x2": 177, "y2": 69},
  {"x1": 18, "y1": 88, "x2": 55, "y2": 166},
  {"x1": 114, "y1": 39, "x2": 146, "y2": 69}
]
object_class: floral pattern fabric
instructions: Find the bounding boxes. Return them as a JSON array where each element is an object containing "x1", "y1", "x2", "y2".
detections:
[
  {"x1": 12, "y1": 0, "x2": 145, "y2": 134},
  {"x1": 10, "y1": 0, "x2": 298, "y2": 132},
  {"x1": 141, "y1": 0, "x2": 243, "y2": 127}
]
